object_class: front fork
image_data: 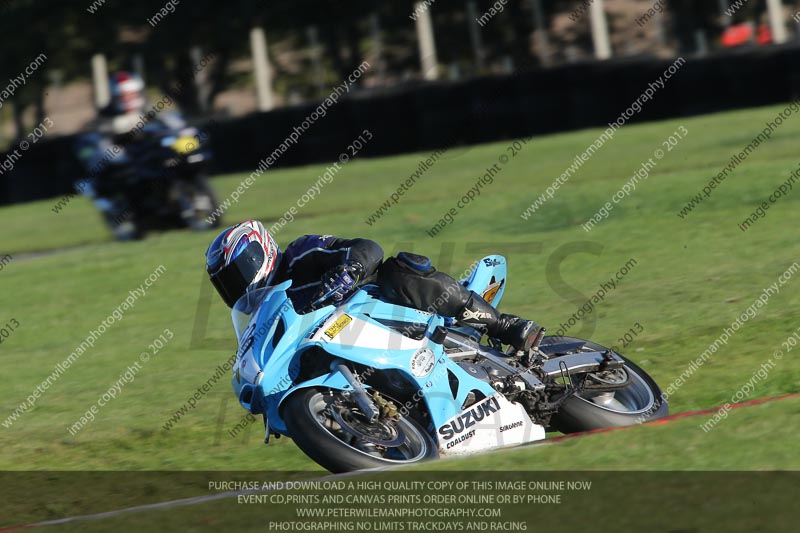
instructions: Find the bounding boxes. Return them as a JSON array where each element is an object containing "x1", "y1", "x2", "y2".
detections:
[{"x1": 333, "y1": 362, "x2": 380, "y2": 423}]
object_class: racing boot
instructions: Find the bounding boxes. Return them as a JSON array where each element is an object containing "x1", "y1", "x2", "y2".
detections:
[{"x1": 456, "y1": 291, "x2": 540, "y2": 352}]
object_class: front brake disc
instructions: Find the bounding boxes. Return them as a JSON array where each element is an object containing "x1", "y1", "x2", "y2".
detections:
[{"x1": 330, "y1": 403, "x2": 406, "y2": 447}]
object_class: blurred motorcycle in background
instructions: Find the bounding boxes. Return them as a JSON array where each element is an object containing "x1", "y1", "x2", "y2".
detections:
[{"x1": 75, "y1": 124, "x2": 221, "y2": 240}]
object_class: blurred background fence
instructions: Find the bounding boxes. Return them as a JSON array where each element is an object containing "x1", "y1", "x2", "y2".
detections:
[{"x1": 4, "y1": 0, "x2": 800, "y2": 204}]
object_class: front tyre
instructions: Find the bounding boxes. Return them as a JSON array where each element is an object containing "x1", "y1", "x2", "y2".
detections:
[
  {"x1": 544, "y1": 336, "x2": 668, "y2": 433},
  {"x1": 175, "y1": 174, "x2": 221, "y2": 231},
  {"x1": 282, "y1": 387, "x2": 437, "y2": 473}
]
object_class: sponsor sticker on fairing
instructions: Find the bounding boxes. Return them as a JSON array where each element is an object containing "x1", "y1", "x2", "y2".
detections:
[
  {"x1": 436, "y1": 393, "x2": 545, "y2": 456},
  {"x1": 409, "y1": 347, "x2": 435, "y2": 377},
  {"x1": 482, "y1": 276, "x2": 504, "y2": 305},
  {"x1": 323, "y1": 314, "x2": 352, "y2": 340}
]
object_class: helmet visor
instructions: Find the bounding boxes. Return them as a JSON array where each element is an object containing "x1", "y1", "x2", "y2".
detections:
[{"x1": 209, "y1": 241, "x2": 266, "y2": 307}]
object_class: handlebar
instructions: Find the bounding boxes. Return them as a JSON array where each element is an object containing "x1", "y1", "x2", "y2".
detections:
[
  {"x1": 302, "y1": 287, "x2": 342, "y2": 313},
  {"x1": 303, "y1": 285, "x2": 362, "y2": 314}
]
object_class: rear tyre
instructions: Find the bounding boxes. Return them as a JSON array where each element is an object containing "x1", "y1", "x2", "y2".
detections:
[
  {"x1": 282, "y1": 387, "x2": 437, "y2": 473},
  {"x1": 544, "y1": 336, "x2": 668, "y2": 433}
]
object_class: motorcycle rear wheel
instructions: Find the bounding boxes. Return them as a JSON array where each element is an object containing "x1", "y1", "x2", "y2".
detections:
[
  {"x1": 282, "y1": 387, "x2": 437, "y2": 473},
  {"x1": 544, "y1": 336, "x2": 668, "y2": 433}
]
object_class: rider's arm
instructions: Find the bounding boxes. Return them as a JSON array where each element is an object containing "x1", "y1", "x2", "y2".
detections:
[
  {"x1": 282, "y1": 235, "x2": 383, "y2": 280},
  {"x1": 281, "y1": 235, "x2": 383, "y2": 306},
  {"x1": 327, "y1": 237, "x2": 384, "y2": 279}
]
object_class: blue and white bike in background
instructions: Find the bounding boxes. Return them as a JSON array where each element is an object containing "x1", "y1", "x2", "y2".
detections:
[{"x1": 229, "y1": 255, "x2": 667, "y2": 472}]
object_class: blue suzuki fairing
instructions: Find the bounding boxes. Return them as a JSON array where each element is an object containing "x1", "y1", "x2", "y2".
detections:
[{"x1": 230, "y1": 279, "x2": 498, "y2": 438}]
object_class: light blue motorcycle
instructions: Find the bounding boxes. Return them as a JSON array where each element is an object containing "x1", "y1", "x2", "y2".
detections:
[{"x1": 229, "y1": 255, "x2": 667, "y2": 472}]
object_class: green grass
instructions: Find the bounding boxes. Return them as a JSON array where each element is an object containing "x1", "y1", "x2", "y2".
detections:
[
  {"x1": 4, "y1": 397, "x2": 797, "y2": 530},
  {"x1": 0, "y1": 103, "x2": 798, "y2": 475}
]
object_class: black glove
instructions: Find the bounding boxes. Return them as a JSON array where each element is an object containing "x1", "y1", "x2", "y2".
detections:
[{"x1": 320, "y1": 261, "x2": 365, "y2": 303}]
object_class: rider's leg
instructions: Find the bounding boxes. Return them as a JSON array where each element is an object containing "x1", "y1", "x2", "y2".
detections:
[
  {"x1": 456, "y1": 290, "x2": 539, "y2": 352},
  {"x1": 377, "y1": 254, "x2": 539, "y2": 351}
]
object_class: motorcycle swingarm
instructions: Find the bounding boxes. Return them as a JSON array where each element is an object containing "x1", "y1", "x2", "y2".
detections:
[
  {"x1": 538, "y1": 341, "x2": 587, "y2": 356},
  {"x1": 539, "y1": 350, "x2": 625, "y2": 377},
  {"x1": 447, "y1": 332, "x2": 624, "y2": 385}
]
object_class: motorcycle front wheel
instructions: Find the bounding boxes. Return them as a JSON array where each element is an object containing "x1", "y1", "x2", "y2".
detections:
[
  {"x1": 175, "y1": 174, "x2": 221, "y2": 231},
  {"x1": 282, "y1": 387, "x2": 438, "y2": 473}
]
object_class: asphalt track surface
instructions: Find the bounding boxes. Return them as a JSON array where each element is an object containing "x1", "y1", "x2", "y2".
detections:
[{"x1": 3, "y1": 391, "x2": 798, "y2": 531}]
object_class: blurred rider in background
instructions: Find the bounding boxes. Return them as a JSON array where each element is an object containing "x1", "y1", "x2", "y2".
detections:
[{"x1": 75, "y1": 72, "x2": 188, "y2": 239}]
